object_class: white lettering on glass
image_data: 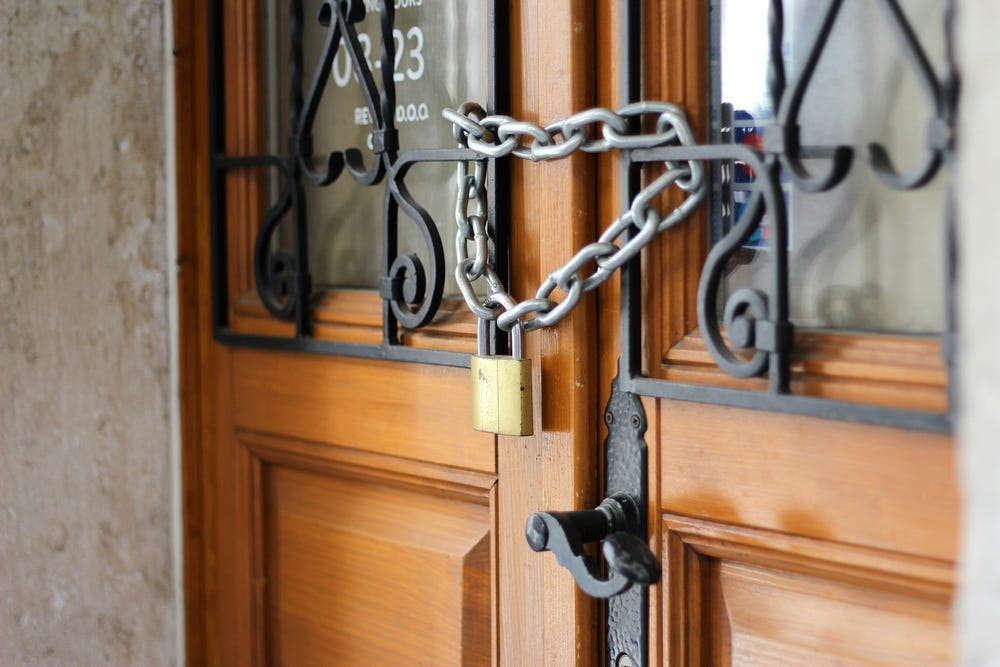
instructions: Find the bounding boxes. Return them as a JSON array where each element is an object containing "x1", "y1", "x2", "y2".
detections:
[
  {"x1": 331, "y1": 27, "x2": 426, "y2": 88},
  {"x1": 353, "y1": 107, "x2": 371, "y2": 126}
]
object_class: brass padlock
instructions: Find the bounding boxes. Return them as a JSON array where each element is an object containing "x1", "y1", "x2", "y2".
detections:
[{"x1": 471, "y1": 318, "x2": 533, "y2": 436}]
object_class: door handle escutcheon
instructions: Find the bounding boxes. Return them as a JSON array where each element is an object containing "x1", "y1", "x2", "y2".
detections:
[
  {"x1": 525, "y1": 372, "x2": 654, "y2": 665},
  {"x1": 525, "y1": 493, "x2": 660, "y2": 598}
]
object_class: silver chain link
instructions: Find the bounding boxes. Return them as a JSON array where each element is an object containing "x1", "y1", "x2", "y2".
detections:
[{"x1": 445, "y1": 101, "x2": 707, "y2": 332}]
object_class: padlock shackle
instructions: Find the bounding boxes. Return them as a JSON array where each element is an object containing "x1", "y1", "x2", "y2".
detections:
[
  {"x1": 477, "y1": 317, "x2": 490, "y2": 356},
  {"x1": 479, "y1": 292, "x2": 525, "y2": 360},
  {"x1": 477, "y1": 316, "x2": 523, "y2": 359},
  {"x1": 510, "y1": 322, "x2": 522, "y2": 360}
]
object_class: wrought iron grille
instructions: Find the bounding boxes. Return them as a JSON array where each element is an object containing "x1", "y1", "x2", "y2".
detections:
[
  {"x1": 617, "y1": 0, "x2": 957, "y2": 431},
  {"x1": 208, "y1": 0, "x2": 508, "y2": 366},
  {"x1": 209, "y1": 0, "x2": 956, "y2": 430}
]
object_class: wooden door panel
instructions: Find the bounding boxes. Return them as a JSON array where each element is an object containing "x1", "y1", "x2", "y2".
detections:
[
  {"x1": 663, "y1": 516, "x2": 953, "y2": 666},
  {"x1": 657, "y1": 397, "x2": 958, "y2": 665},
  {"x1": 711, "y1": 561, "x2": 951, "y2": 666},
  {"x1": 657, "y1": 400, "x2": 957, "y2": 560},
  {"x1": 232, "y1": 347, "x2": 495, "y2": 474},
  {"x1": 263, "y1": 463, "x2": 492, "y2": 666}
]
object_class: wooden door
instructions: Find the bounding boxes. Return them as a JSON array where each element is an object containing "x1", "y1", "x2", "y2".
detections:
[
  {"x1": 625, "y1": 3, "x2": 958, "y2": 665},
  {"x1": 175, "y1": 0, "x2": 957, "y2": 665},
  {"x1": 176, "y1": 1, "x2": 601, "y2": 664}
]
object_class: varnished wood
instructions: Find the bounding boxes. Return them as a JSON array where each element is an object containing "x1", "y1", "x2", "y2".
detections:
[
  {"x1": 659, "y1": 399, "x2": 957, "y2": 560},
  {"x1": 230, "y1": 288, "x2": 481, "y2": 349},
  {"x1": 213, "y1": 396, "x2": 255, "y2": 666},
  {"x1": 642, "y1": 394, "x2": 664, "y2": 667},
  {"x1": 182, "y1": 0, "x2": 607, "y2": 663},
  {"x1": 231, "y1": 347, "x2": 495, "y2": 473},
  {"x1": 241, "y1": 430, "x2": 498, "y2": 500},
  {"x1": 715, "y1": 561, "x2": 951, "y2": 665},
  {"x1": 222, "y1": 273, "x2": 486, "y2": 351},
  {"x1": 181, "y1": 0, "x2": 960, "y2": 663},
  {"x1": 594, "y1": 0, "x2": 623, "y2": 422},
  {"x1": 240, "y1": 432, "x2": 496, "y2": 666},
  {"x1": 664, "y1": 517, "x2": 954, "y2": 665},
  {"x1": 662, "y1": 331, "x2": 948, "y2": 412},
  {"x1": 173, "y1": 0, "x2": 210, "y2": 662},
  {"x1": 647, "y1": 0, "x2": 711, "y2": 369},
  {"x1": 220, "y1": 6, "x2": 298, "y2": 341},
  {"x1": 665, "y1": 516, "x2": 954, "y2": 601},
  {"x1": 222, "y1": 0, "x2": 267, "y2": 314},
  {"x1": 498, "y1": 2, "x2": 599, "y2": 665},
  {"x1": 655, "y1": 398, "x2": 958, "y2": 661},
  {"x1": 261, "y1": 461, "x2": 492, "y2": 665},
  {"x1": 635, "y1": 2, "x2": 958, "y2": 661},
  {"x1": 194, "y1": 346, "x2": 499, "y2": 666},
  {"x1": 177, "y1": 2, "x2": 508, "y2": 664}
]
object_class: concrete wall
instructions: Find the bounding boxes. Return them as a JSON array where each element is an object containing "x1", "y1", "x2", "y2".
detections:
[
  {"x1": 957, "y1": 3, "x2": 1000, "y2": 665},
  {"x1": 0, "y1": 2, "x2": 176, "y2": 665}
]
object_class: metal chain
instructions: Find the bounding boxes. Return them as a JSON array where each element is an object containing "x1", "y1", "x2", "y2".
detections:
[{"x1": 445, "y1": 101, "x2": 706, "y2": 332}]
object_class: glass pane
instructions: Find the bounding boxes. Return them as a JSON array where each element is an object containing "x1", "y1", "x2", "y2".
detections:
[
  {"x1": 263, "y1": 1, "x2": 489, "y2": 291},
  {"x1": 713, "y1": 0, "x2": 947, "y2": 333}
]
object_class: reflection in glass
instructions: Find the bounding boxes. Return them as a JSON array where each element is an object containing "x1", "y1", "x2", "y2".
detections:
[
  {"x1": 263, "y1": 1, "x2": 488, "y2": 292},
  {"x1": 714, "y1": 0, "x2": 947, "y2": 333}
]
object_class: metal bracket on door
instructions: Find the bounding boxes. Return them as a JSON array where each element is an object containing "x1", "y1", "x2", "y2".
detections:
[{"x1": 525, "y1": 373, "x2": 657, "y2": 667}]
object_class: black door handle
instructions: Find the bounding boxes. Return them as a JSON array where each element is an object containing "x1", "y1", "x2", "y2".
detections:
[
  {"x1": 526, "y1": 372, "x2": 655, "y2": 665},
  {"x1": 525, "y1": 493, "x2": 660, "y2": 598}
]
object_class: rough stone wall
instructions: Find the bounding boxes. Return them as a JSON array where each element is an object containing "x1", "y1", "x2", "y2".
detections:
[
  {"x1": 0, "y1": 2, "x2": 175, "y2": 665},
  {"x1": 957, "y1": 3, "x2": 1000, "y2": 665}
]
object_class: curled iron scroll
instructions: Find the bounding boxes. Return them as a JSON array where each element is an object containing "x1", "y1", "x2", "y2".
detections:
[
  {"x1": 248, "y1": 155, "x2": 301, "y2": 319},
  {"x1": 295, "y1": 0, "x2": 388, "y2": 188},
  {"x1": 867, "y1": 0, "x2": 949, "y2": 190},
  {"x1": 253, "y1": 0, "x2": 450, "y2": 330},
  {"x1": 294, "y1": 3, "x2": 347, "y2": 187},
  {"x1": 767, "y1": 0, "x2": 951, "y2": 194},
  {"x1": 696, "y1": 145, "x2": 786, "y2": 379},
  {"x1": 383, "y1": 155, "x2": 445, "y2": 330},
  {"x1": 254, "y1": 192, "x2": 297, "y2": 319},
  {"x1": 770, "y1": 0, "x2": 854, "y2": 194}
]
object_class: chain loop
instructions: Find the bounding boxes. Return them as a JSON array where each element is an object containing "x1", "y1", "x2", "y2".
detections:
[
  {"x1": 448, "y1": 102, "x2": 487, "y2": 145},
  {"x1": 446, "y1": 102, "x2": 707, "y2": 332}
]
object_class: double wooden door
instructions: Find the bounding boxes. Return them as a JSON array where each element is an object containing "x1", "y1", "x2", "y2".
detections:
[{"x1": 176, "y1": 1, "x2": 957, "y2": 664}]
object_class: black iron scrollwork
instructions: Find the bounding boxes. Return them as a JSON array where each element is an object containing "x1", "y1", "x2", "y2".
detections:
[
  {"x1": 383, "y1": 154, "x2": 447, "y2": 330},
  {"x1": 271, "y1": 0, "x2": 436, "y2": 329},
  {"x1": 764, "y1": 0, "x2": 953, "y2": 193},
  {"x1": 212, "y1": 0, "x2": 496, "y2": 356},
  {"x1": 613, "y1": 0, "x2": 955, "y2": 431},
  {"x1": 294, "y1": 0, "x2": 393, "y2": 187},
  {"x1": 696, "y1": 144, "x2": 789, "y2": 387},
  {"x1": 768, "y1": 0, "x2": 854, "y2": 194},
  {"x1": 214, "y1": 0, "x2": 956, "y2": 431},
  {"x1": 867, "y1": 0, "x2": 955, "y2": 189},
  {"x1": 690, "y1": 0, "x2": 955, "y2": 395}
]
